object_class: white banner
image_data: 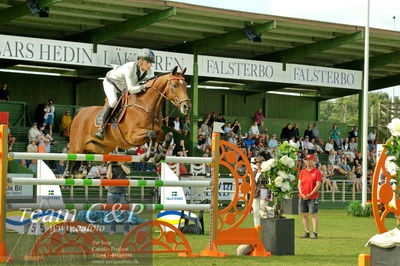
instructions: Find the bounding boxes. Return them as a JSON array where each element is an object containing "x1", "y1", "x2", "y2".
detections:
[
  {"x1": 0, "y1": 34, "x2": 362, "y2": 89},
  {"x1": 7, "y1": 174, "x2": 34, "y2": 200}
]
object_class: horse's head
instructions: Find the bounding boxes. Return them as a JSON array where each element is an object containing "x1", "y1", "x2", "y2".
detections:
[{"x1": 163, "y1": 66, "x2": 191, "y2": 115}]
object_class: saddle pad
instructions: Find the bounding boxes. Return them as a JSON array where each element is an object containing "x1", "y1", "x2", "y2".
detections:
[{"x1": 95, "y1": 94, "x2": 128, "y2": 127}]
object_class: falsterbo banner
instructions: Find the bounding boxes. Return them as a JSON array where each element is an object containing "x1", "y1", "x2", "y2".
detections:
[{"x1": 0, "y1": 34, "x2": 362, "y2": 89}]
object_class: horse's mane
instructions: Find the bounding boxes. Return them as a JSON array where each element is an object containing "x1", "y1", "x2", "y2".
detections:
[{"x1": 146, "y1": 72, "x2": 170, "y2": 82}]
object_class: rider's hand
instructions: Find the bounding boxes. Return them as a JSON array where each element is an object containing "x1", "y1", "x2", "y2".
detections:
[{"x1": 140, "y1": 85, "x2": 151, "y2": 92}]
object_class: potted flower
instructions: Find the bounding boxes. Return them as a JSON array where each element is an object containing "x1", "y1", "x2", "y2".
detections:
[{"x1": 259, "y1": 141, "x2": 298, "y2": 255}]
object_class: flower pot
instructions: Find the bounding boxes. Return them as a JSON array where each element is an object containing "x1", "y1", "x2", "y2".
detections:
[
  {"x1": 371, "y1": 245, "x2": 400, "y2": 265},
  {"x1": 283, "y1": 198, "x2": 298, "y2": 215},
  {"x1": 260, "y1": 218, "x2": 295, "y2": 256}
]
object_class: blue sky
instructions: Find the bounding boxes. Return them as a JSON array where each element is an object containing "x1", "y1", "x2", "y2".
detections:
[{"x1": 174, "y1": 0, "x2": 400, "y2": 98}]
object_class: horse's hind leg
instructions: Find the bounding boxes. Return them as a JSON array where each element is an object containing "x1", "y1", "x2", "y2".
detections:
[
  {"x1": 153, "y1": 132, "x2": 173, "y2": 163},
  {"x1": 140, "y1": 130, "x2": 157, "y2": 162}
]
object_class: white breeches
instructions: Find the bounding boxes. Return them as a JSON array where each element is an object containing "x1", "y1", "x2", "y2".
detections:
[{"x1": 103, "y1": 79, "x2": 118, "y2": 108}]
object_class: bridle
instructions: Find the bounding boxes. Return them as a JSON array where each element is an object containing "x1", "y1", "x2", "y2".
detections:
[{"x1": 126, "y1": 73, "x2": 191, "y2": 123}]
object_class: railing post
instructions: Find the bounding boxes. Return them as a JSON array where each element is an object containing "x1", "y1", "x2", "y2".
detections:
[{"x1": 342, "y1": 181, "x2": 346, "y2": 202}]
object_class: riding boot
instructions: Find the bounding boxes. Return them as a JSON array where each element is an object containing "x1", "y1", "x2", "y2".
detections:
[{"x1": 95, "y1": 105, "x2": 112, "y2": 140}]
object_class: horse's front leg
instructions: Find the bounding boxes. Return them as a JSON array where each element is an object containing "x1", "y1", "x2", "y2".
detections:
[{"x1": 140, "y1": 130, "x2": 157, "y2": 162}]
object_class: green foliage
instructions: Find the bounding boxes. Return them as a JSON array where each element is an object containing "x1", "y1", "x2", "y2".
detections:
[{"x1": 346, "y1": 201, "x2": 373, "y2": 217}]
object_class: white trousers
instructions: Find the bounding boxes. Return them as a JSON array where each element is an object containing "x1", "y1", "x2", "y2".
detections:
[
  {"x1": 103, "y1": 79, "x2": 118, "y2": 108},
  {"x1": 252, "y1": 198, "x2": 268, "y2": 227}
]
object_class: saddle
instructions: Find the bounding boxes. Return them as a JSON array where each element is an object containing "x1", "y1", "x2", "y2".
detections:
[{"x1": 95, "y1": 92, "x2": 128, "y2": 127}]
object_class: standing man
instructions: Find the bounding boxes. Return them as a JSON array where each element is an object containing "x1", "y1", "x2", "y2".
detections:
[
  {"x1": 298, "y1": 154, "x2": 322, "y2": 239},
  {"x1": 0, "y1": 81, "x2": 9, "y2": 101},
  {"x1": 107, "y1": 161, "x2": 131, "y2": 235},
  {"x1": 95, "y1": 48, "x2": 156, "y2": 140}
]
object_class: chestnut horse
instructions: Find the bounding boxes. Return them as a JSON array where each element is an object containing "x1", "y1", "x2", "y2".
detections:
[{"x1": 68, "y1": 66, "x2": 191, "y2": 174}]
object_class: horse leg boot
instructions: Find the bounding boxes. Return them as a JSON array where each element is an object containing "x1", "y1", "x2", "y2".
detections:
[
  {"x1": 154, "y1": 132, "x2": 173, "y2": 163},
  {"x1": 140, "y1": 131, "x2": 157, "y2": 162},
  {"x1": 94, "y1": 105, "x2": 112, "y2": 140}
]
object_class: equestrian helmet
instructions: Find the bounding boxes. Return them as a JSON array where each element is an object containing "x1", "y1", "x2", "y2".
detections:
[{"x1": 138, "y1": 48, "x2": 155, "y2": 63}]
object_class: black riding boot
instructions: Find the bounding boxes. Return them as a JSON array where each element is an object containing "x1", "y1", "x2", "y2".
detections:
[{"x1": 95, "y1": 105, "x2": 112, "y2": 140}]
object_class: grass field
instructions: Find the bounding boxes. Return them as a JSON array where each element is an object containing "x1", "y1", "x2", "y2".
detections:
[{"x1": 5, "y1": 209, "x2": 397, "y2": 266}]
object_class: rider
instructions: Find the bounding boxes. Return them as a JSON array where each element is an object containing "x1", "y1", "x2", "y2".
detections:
[{"x1": 95, "y1": 48, "x2": 156, "y2": 140}]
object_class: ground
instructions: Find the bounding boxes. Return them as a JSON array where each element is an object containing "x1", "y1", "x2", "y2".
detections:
[{"x1": 5, "y1": 209, "x2": 396, "y2": 266}]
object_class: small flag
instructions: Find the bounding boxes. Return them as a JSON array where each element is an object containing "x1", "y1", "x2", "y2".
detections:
[
  {"x1": 172, "y1": 191, "x2": 177, "y2": 197},
  {"x1": 48, "y1": 190, "x2": 54, "y2": 195}
]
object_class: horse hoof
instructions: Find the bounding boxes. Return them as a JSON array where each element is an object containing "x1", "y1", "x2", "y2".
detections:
[
  {"x1": 153, "y1": 153, "x2": 165, "y2": 164},
  {"x1": 140, "y1": 154, "x2": 150, "y2": 162}
]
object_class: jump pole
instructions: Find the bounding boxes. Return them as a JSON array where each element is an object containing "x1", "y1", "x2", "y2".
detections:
[{"x1": 0, "y1": 125, "x2": 10, "y2": 262}]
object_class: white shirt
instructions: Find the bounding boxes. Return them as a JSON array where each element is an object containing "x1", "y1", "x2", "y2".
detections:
[
  {"x1": 173, "y1": 121, "x2": 180, "y2": 131},
  {"x1": 368, "y1": 132, "x2": 376, "y2": 141},
  {"x1": 249, "y1": 125, "x2": 260, "y2": 135},
  {"x1": 325, "y1": 143, "x2": 334, "y2": 152},
  {"x1": 28, "y1": 127, "x2": 41, "y2": 142}
]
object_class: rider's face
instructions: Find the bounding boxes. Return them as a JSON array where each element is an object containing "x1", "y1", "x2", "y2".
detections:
[{"x1": 139, "y1": 59, "x2": 152, "y2": 71}]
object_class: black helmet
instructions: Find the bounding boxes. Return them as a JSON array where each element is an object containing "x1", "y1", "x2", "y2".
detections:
[{"x1": 138, "y1": 48, "x2": 155, "y2": 63}]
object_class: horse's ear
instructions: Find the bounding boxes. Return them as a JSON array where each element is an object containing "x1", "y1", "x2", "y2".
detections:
[
  {"x1": 172, "y1": 66, "x2": 178, "y2": 75},
  {"x1": 180, "y1": 67, "x2": 186, "y2": 76}
]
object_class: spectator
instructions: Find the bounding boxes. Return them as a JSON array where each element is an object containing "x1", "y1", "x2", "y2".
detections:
[
  {"x1": 354, "y1": 152, "x2": 362, "y2": 169},
  {"x1": 224, "y1": 122, "x2": 232, "y2": 136},
  {"x1": 199, "y1": 120, "x2": 209, "y2": 136},
  {"x1": 254, "y1": 109, "x2": 265, "y2": 132},
  {"x1": 252, "y1": 156, "x2": 268, "y2": 227},
  {"x1": 163, "y1": 116, "x2": 172, "y2": 129},
  {"x1": 348, "y1": 126, "x2": 358, "y2": 142},
  {"x1": 182, "y1": 129, "x2": 189, "y2": 137},
  {"x1": 319, "y1": 165, "x2": 338, "y2": 192},
  {"x1": 227, "y1": 131, "x2": 237, "y2": 145},
  {"x1": 61, "y1": 110, "x2": 72, "y2": 138},
  {"x1": 329, "y1": 124, "x2": 342, "y2": 149},
  {"x1": 325, "y1": 138, "x2": 335, "y2": 154},
  {"x1": 216, "y1": 113, "x2": 226, "y2": 123},
  {"x1": 369, "y1": 139, "x2": 377, "y2": 151},
  {"x1": 341, "y1": 138, "x2": 350, "y2": 151},
  {"x1": 349, "y1": 137, "x2": 357, "y2": 152},
  {"x1": 267, "y1": 134, "x2": 279, "y2": 153},
  {"x1": 62, "y1": 143, "x2": 70, "y2": 153},
  {"x1": 197, "y1": 133, "x2": 207, "y2": 150},
  {"x1": 28, "y1": 160, "x2": 38, "y2": 174},
  {"x1": 181, "y1": 116, "x2": 190, "y2": 134},
  {"x1": 280, "y1": 123, "x2": 292, "y2": 140},
  {"x1": 38, "y1": 124, "x2": 54, "y2": 143},
  {"x1": 173, "y1": 139, "x2": 188, "y2": 157},
  {"x1": 232, "y1": 119, "x2": 241, "y2": 137},
  {"x1": 37, "y1": 138, "x2": 46, "y2": 153},
  {"x1": 87, "y1": 162, "x2": 107, "y2": 179},
  {"x1": 310, "y1": 138, "x2": 324, "y2": 154},
  {"x1": 44, "y1": 99, "x2": 55, "y2": 136},
  {"x1": 0, "y1": 81, "x2": 9, "y2": 101},
  {"x1": 248, "y1": 121, "x2": 260, "y2": 136},
  {"x1": 44, "y1": 140, "x2": 51, "y2": 153},
  {"x1": 208, "y1": 112, "x2": 217, "y2": 127},
  {"x1": 368, "y1": 129, "x2": 377, "y2": 144},
  {"x1": 55, "y1": 160, "x2": 66, "y2": 175},
  {"x1": 8, "y1": 127, "x2": 16, "y2": 152},
  {"x1": 298, "y1": 155, "x2": 322, "y2": 239},
  {"x1": 302, "y1": 136, "x2": 314, "y2": 153},
  {"x1": 304, "y1": 124, "x2": 315, "y2": 140},
  {"x1": 368, "y1": 147, "x2": 377, "y2": 169},
  {"x1": 135, "y1": 145, "x2": 146, "y2": 171},
  {"x1": 27, "y1": 139, "x2": 38, "y2": 153},
  {"x1": 28, "y1": 122, "x2": 41, "y2": 142},
  {"x1": 172, "y1": 116, "x2": 181, "y2": 133},
  {"x1": 106, "y1": 161, "x2": 131, "y2": 235},
  {"x1": 291, "y1": 123, "x2": 300, "y2": 138},
  {"x1": 243, "y1": 134, "x2": 256, "y2": 157},
  {"x1": 312, "y1": 123, "x2": 324, "y2": 145}
]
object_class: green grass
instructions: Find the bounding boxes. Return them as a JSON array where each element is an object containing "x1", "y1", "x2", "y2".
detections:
[{"x1": 4, "y1": 209, "x2": 397, "y2": 265}]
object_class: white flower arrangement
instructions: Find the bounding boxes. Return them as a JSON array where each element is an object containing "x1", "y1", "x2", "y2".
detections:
[
  {"x1": 260, "y1": 141, "x2": 299, "y2": 218},
  {"x1": 387, "y1": 118, "x2": 400, "y2": 137}
]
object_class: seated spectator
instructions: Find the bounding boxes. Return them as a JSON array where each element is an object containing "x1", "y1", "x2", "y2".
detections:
[
  {"x1": 28, "y1": 160, "x2": 38, "y2": 174},
  {"x1": 347, "y1": 167, "x2": 361, "y2": 192},
  {"x1": 172, "y1": 116, "x2": 181, "y2": 133},
  {"x1": 329, "y1": 123, "x2": 342, "y2": 149},
  {"x1": 227, "y1": 131, "x2": 237, "y2": 145},
  {"x1": 295, "y1": 136, "x2": 303, "y2": 150},
  {"x1": 163, "y1": 116, "x2": 172, "y2": 128},
  {"x1": 319, "y1": 165, "x2": 339, "y2": 192},
  {"x1": 27, "y1": 139, "x2": 38, "y2": 153},
  {"x1": 248, "y1": 121, "x2": 260, "y2": 136},
  {"x1": 87, "y1": 162, "x2": 107, "y2": 179},
  {"x1": 267, "y1": 134, "x2": 279, "y2": 153},
  {"x1": 181, "y1": 116, "x2": 190, "y2": 134},
  {"x1": 336, "y1": 153, "x2": 352, "y2": 172},
  {"x1": 207, "y1": 112, "x2": 217, "y2": 127},
  {"x1": 44, "y1": 140, "x2": 51, "y2": 153},
  {"x1": 224, "y1": 122, "x2": 232, "y2": 136},
  {"x1": 291, "y1": 123, "x2": 300, "y2": 138},
  {"x1": 280, "y1": 123, "x2": 292, "y2": 140},
  {"x1": 354, "y1": 152, "x2": 362, "y2": 169},
  {"x1": 182, "y1": 129, "x2": 189, "y2": 137},
  {"x1": 55, "y1": 160, "x2": 66, "y2": 175},
  {"x1": 231, "y1": 119, "x2": 241, "y2": 137},
  {"x1": 304, "y1": 124, "x2": 315, "y2": 140},
  {"x1": 61, "y1": 110, "x2": 72, "y2": 138},
  {"x1": 197, "y1": 133, "x2": 207, "y2": 150},
  {"x1": 341, "y1": 138, "x2": 350, "y2": 151},
  {"x1": 8, "y1": 127, "x2": 16, "y2": 151},
  {"x1": 199, "y1": 120, "x2": 209, "y2": 136},
  {"x1": 20, "y1": 159, "x2": 28, "y2": 168},
  {"x1": 310, "y1": 138, "x2": 324, "y2": 154},
  {"x1": 312, "y1": 122, "x2": 324, "y2": 145},
  {"x1": 243, "y1": 134, "x2": 256, "y2": 157},
  {"x1": 37, "y1": 138, "x2": 46, "y2": 153},
  {"x1": 173, "y1": 139, "x2": 188, "y2": 157},
  {"x1": 348, "y1": 126, "x2": 358, "y2": 142},
  {"x1": 302, "y1": 136, "x2": 314, "y2": 153},
  {"x1": 369, "y1": 139, "x2": 377, "y2": 151},
  {"x1": 368, "y1": 129, "x2": 377, "y2": 144},
  {"x1": 216, "y1": 113, "x2": 226, "y2": 123},
  {"x1": 28, "y1": 122, "x2": 41, "y2": 142},
  {"x1": 349, "y1": 137, "x2": 357, "y2": 152},
  {"x1": 39, "y1": 124, "x2": 54, "y2": 143},
  {"x1": 289, "y1": 136, "x2": 297, "y2": 148},
  {"x1": 325, "y1": 139, "x2": 335, "y2": 154}
]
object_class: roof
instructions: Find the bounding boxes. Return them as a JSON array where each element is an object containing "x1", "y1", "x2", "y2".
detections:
[{"x1": 0, "y1": 0, "x2": 399, "y2": 99}]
